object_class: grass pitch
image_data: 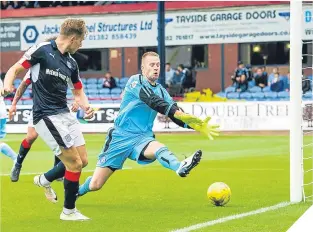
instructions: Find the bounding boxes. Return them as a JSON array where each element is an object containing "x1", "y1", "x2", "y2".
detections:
[{"x1": 1, "y1": 133, "x2": 312, "y2": 232}]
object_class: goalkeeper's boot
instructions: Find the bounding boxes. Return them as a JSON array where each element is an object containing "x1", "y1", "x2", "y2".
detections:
[
  {"x1": 176, "y1": 150, "x2": 202, "y2": 177},
  {"x1": 10, "y1": 162, "x2": 22, "y2": 182},
  {"x1": 33, "y1": 175, "x2": 58, "y2": 203},
  {"x1": 60, "y1": 208, "x2": 90, "y2": 221}
]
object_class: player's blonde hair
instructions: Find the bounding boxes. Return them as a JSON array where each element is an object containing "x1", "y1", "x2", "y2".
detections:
[
  {"x1": 141, "y1": 51, "x2": 159, "y2": 65},
  {"x1": 60, "y1": 18, "x2": 88, "y2": 38}
]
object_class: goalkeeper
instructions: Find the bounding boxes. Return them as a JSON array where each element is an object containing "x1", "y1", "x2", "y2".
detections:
[{"x1": 78, "y1": 52, "x2": 219, "y2": 196}]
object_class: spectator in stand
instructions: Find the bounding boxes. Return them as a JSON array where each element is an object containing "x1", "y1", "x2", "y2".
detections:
[
  {"x1": 254, "y1": 67, "x2": 268, "y2": 88},
  {"x1": 3, "y1": 1, "x2": 22, "y2": 9},
  {"x1": 1, "y1": 1, "x2": 7, "y2": 9},
  {"x1": 270, "y1": 73, "x2": 284, "y2": 92},
  {"x1": 245, "y1": 64, "x2": 253, "y2": 81},
  {"x1": 172, "y1": 64, "x2": 186, "y2": 85},
  {"x1": 165, "y1": 63, "x2": 175, "y2": 87},
  {"x1": 235, "y1": 74, "x2": 248, "y2": 93},
  {"x1": 20, "y1": 1, "x2": 35, "y2": 9},
  {"x1": 267, "y1": 67, "x2": 279, "y2": 86},
  {"x1": 231, "y1": 61, "x2": 249, "y2": 84},
  {"x1": 283, "y1": 72, "x2": 290, "y2": 92},
  {"x1": 261, "y1": 66, "x2": 268, "y2": 76},
  {"x1": 102, "y1": 71, "x2": 116, "y2": 89}
]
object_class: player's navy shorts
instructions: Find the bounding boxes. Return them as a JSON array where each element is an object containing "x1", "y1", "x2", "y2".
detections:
[
  {"x1": 0, "y1": 118, "x2": 6, "y2": 139},
  {"x1": 97, "y1": 127, "x2": 156, "y2": 170}
]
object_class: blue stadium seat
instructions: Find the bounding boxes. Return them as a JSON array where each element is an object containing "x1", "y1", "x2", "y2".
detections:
[
  {"x1": 240, "y1": 92, "x2": 252, "y2": 100},
  {"x1": 111, "y1": 88, "x2": 122, "y2": 95},
  {"x1": 264, "y1": 92, "x2": 278, "y2": 99},
  {"x1": 248, "y1": 80, "x2": 255, "y2": 88},
  {"x1": 119, "y1": 77, "x2": 129, "y2": 86},
  {"x1": 4, "y1": 100, "x2": 11, "y2": 105},
  {"x1": 215, "y1": 92, "x2": 226, "y2": 98},
  {"x1": 23, "y1": 100, "x2": 33, "y2": 105},
  {"x1": 88, "y1": 94, "x2": 100, "y2": 99},
  {"x1": 99, "y1": 88, "x2": 111, "y2": 95},
  {"x1": 227, "y1": 92, "x2": 240, "y2": 99},
  {"x1": 114, "y1": 77, "x2": 119, "y2": 85},
  {"x1": 14, "y1": 79, "x2": 22, "y2": 85},
  {"x1": 262, "y1": 86, "x2": 271, "y2": 92},
  {"x1": 22, "y1": 92, "x2": 30, "y2": 98},
  {"x1": 81, "y1": 78, "x2": 87, "y2": 85},
  {"x1": 251, "y1": 92, "x2": 265, "y2": 100},
  {"x1": 87, "y1": 89, "x2": 98, "y2": 95},
  {"x1": 249, "y1": 86, "x2": 262, "y2": 93},
  {"x1": 101, "y1": 94, "x2": 112, "y2": 99},
  {"x1": 86, "y1": 84, "x2": 98, "y2": 90},
  {"x1": 97, "y1": 83, "x2": 104, "y2": 89},
  {"x1": 97, "y1": 78, "x2": 104, "y2": 84},
  {"x1": 86, "y1": 78, "x2": 98, "y2": 84},
  {"x1": 225, "y1": 86, "x2": 235, "y2": 93},
  {"x1": 278, "y1": 91, "x2": 290, "y2": 98},
  {"x1": 111, "y1": 93, "x2": 121, "y2": 99}
]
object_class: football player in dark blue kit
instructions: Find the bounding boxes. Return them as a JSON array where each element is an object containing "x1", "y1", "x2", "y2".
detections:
[{"x1": 3, "y1": 18, "x2": 94, "y2": 221}]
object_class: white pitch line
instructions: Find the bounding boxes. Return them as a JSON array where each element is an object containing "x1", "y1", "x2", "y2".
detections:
[{"x1": 170, "y1": 202, "x2": 293, "y2": 232}]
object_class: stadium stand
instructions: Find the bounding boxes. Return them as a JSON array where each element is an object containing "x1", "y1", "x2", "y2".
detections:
[{"x1": 1, "y1": 1, "x2": 149, "y2": 10}]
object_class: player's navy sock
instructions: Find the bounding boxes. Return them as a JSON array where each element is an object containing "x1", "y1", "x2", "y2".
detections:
[
  {"x1": 44, "y1": 161, "x2": 65, "y2": 182},
  {"x1": 155, "y1": 147, "x2": 180, "y2": 171},
  {"x1": 64, "y1": 170, "x2": 81, "y2": 210},
  {"x1": 16, "y1": 139, "x2": 31, "y2": 166},
  {"x1": 0, "y1": 143, "x2": 17, "y2": 161},
  {"x1": 54, "y1": 156, "x2": 61, "y2": 167},
  {"x1": 78, "y1": 176, "x2": 92, "y2": 196}
]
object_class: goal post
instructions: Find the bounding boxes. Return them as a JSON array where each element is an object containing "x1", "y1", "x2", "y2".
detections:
[{"x1": 290, "y1": 0, "x2": 303, "y2": 203}]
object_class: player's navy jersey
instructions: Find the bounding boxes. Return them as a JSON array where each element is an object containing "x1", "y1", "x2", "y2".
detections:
[
  {"x1": 114, "y1": 74, "x2": 188, "y2": 134},
  {"x1": 18, "y1": 40, "x2": 82, "y2": 124}
]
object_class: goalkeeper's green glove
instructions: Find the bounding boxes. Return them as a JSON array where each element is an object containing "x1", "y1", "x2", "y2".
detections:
[
  {"x1": 174, "y1": 112, "x2": 203, "y2": 125},
  {"x1": 188, "y1": 116, "x2": 220, "y2": 140}
]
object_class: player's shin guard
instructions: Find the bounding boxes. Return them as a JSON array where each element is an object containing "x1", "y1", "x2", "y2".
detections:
[
  {"x1": 0, "y1": 143, "x2": 17, "y2": 161},
  {"x1": 78, "y1": 176, "x2": 92, "y2": 197},
  {"x1": 15, "y1": 139, "x2": 31, "y2": 166},
  {"x1": 155, "y1": 147, "x2": 180, "y2": 171},
  {"x1": 44, "y1": 161, "x2": 65, "y2": 182},
  {"x1": 64, "y1": 170, "x2": 81, "y2": 210}
]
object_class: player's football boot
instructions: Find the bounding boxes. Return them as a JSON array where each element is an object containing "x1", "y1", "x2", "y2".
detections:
[
  {"x1": 10, "y1": 163, "x2": 22, "y2": 182},
  {"x1": 60, "y1": 208, "x2": 90, "y2": 221},
  {"x1": 33, "y1": 175, "x2": 58, "y2": 203},
  {"x1": 176, "y1": 150, "x2": 202, "y2": 177}
]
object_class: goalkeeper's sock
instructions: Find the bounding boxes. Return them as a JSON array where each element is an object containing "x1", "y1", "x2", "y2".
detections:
[
  {"x1": 16, "y1": 139, "x2": 31, "y2": 166},
  {"x1": 44, "y1": 161, "x2": 65, "y2": 182},
  {"x1": 0, "y1": 143, "x2": 17, "y2": 161},
  {"x1": 78, "y1": 176, "x2": 92, "y2": 196},
  {"x1": 155, "y1": 147, "x2": 180, "y2": 171}
]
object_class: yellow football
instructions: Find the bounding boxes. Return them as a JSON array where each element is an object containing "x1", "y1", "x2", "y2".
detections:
[{"x1": 207, "y1": 182, "x2": 231, "y2": 206}]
